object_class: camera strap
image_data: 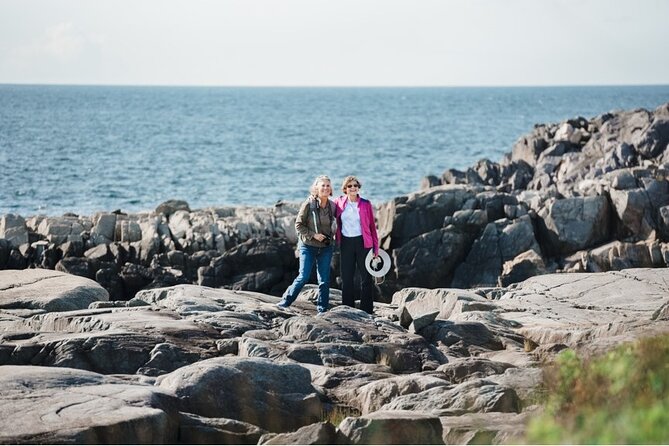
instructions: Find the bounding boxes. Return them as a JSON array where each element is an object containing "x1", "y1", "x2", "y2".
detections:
[{"x1": 312, "y1": 209, "x2": 319, "y2": 234}]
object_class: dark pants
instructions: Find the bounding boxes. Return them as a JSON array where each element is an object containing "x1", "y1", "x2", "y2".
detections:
[{"x1": 340, "y1": 235, "x2": 373, "y2": 314}]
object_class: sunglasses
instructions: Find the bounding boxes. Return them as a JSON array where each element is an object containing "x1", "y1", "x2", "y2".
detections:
[{"x1": 346, "y1": 184, "x2": 360, "y2": 189}]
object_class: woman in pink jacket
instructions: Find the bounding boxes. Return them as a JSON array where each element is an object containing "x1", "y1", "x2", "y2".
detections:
[{"x1": 334, "y1": 175, "x2": 379, "y2": 314}]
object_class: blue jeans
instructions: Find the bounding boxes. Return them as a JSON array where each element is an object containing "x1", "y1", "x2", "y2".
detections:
[{"x1": 279, "y1": 242, "x2": 334, "y2": 312}]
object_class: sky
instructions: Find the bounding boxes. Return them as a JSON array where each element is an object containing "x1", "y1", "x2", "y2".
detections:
[{"x1": 0, "y1": 0, "x2": 667, "y2": 87}]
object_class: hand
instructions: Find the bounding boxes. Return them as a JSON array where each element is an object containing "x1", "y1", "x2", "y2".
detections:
[{"x1": 313, "y1": 233, "x2": 326, "y2": 242}]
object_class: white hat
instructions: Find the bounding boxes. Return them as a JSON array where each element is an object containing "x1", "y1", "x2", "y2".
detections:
[{"x1": 365, "y1": 249, "x2": 391, "y2": 278}]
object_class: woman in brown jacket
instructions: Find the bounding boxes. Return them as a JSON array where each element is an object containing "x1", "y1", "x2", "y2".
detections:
[{"x1": 277, "y1": 175, "x2": 336, "y2": 314}]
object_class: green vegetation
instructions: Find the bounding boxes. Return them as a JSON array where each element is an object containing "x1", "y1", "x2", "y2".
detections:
[{"x1": 525, "y1": 334, "x2": 669, "y2": 444}]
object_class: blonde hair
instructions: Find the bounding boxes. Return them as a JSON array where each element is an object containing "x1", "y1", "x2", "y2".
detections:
[
  {"x1": 341, "y1": 175, "x2": 362, "y2": 194},
  {"x1": 310, "y1": 175, "x2": 332, "y2": 196}
]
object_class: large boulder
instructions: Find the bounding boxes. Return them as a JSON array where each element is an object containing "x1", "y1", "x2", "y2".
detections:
[
  {"x1": 392, "y1": 226, "x2": 473, "y2": 289},
  {"x1": 0, "y1": 365, "x2": 179, "y2": 444},
  {"x1": 453, "y1": 215, "x2": 541, "y2": 288},
  {"x1": 214, "y1": 237, "x2": 297, "y2": 294},
  {"x1": 36, "y1": 216, "x2": 87, "y2": 244},
  {"x1": 156, "y1": 357, "x2": 322, "y2": 433},
  {"x1": 536, "y1": 196, "x2": 610, "y2": 256},
  {"x1": 0, "y1": 269, "x2": 108, "y2": 312},
  {"x1": 0, "y1": 214, "x2": 28, "y2": 249},
  {"x1": 353, "y1": 373, "x2": 450, "y2": 414},
  {"x1": 379, "y1": 379, "x2": 521, "y2": 415},
  {"x1": 377, "y1": 185, "x2": 479, "y2": 250}
]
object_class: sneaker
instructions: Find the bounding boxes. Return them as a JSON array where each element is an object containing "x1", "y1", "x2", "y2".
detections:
[{"x1": 276, "y1": 302, "x2": 289, "y2": 310}]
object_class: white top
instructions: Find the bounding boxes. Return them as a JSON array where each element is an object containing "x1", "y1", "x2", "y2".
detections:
[{"x1": 341, "y1": 199, "x2": 362, "y2": 237}]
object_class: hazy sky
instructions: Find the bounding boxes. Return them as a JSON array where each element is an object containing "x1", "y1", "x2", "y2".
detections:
[{"x1": 1, "y1": 0, "x2": 667, "y2": 86}]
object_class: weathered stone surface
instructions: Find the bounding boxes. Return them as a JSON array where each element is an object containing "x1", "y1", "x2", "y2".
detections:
[
  {"x1": 155, "y1": 199, "x2": 192, "y2": 217},
  {"x1": 536, "y1": 196, "x2": 610, "y2": 256},
  {"x1": 91, "y1": 213, "x2": 117, "y2": 244},
  {"x1": 0, "y1": 365, "x2": 179, "y2": 444},
  {"x1": 436, "y1": 357, "x2": 515, "y2": 384},
  {"x1": 1, "y1": 306, "x2": 219, "y2": 374},
  {"x1": 353, "y1": 373, "x2": 450, "y2": 414},
  {"x1": 179, "y1": 412, "x2": 266, "y2": 445},
  {"x1": 379, "y1": 379, "x2": 521, "y2": 415},
  {"x1": 392, "y1": 226, "x2": 473, "y2": 289},
  {"x1": 495, "y1": 268, "x2": 669, "y2": 352},
  {"x1": 0, "y1": 269, "x2": 108, "y2": 311},
  {"x1": 338, "y1": 410, "x2": 444, "y2": 445},
  {"x1": 377, "y1": 185, "x2": 480, "y2": 250},
  {"x1": 55, "y1": 256, "x2": 93, "y2": 278},
  {"x1": 440, "y1": 411, "x2": 532, "y2": 445},
  {"x1": 392, "y1": 287, "x2": 494, "y2": 322},
  {"x1": 156, "y1": 357, "x2": 322, "y2": 433},
  {"x1": 259, "y1": 421, "x2": 338, "y2": 445},
  {"x1": 0, "y1": 214, "x2": 28, "y2": 249},
  {"x1": 500, "y1": 249, "x2": 548, "y2": 286}
]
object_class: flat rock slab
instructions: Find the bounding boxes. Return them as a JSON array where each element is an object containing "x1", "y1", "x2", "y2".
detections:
[
  {"x1": 0, "y1": 269, "x2": 108, "y2": 312},
  {"x1": 496, "y1": 268, "x2": 669, "y2": 346},
  {"x1": 0, "y1": 365, "x2": 179, "y2": 444}
]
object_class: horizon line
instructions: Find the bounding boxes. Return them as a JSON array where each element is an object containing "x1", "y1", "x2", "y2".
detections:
[{"x1": 1, "y1": 82, "x2": 668, "y2": 89}]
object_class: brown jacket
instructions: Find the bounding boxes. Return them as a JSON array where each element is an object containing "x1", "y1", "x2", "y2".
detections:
[{"x1": 295, "y1": 196, "x2": 336, "y2": 248}]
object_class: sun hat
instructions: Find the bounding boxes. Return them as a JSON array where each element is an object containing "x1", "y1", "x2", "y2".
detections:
[{"x1": 365, "y1": 249, "x2": 391, "y2": 278}]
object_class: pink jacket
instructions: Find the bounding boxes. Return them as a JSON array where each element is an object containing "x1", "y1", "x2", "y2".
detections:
[{"x1": 334, "y1": 196, "x2": 379, "y2": 256}]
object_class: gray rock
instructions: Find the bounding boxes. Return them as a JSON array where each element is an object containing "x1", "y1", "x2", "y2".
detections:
[
  {"x1": 410, "y1": 311, "x2": 440, "y2": 333},
  {"x1": 55, "y1": 256, "x2": 93, "y2": 278},
  {"x1": 0, "y1": 214, "x2": 28, "y2": 248},
  {"x1": 168, "y1": 210, "x2": 191, "y2": 240},
  {"x1": 421, "y1": 175, "x2": 442, "y2": 190},
  {"x1": 393, "y1": 226, "x2": 473, "y2": 288},
  {"x1": 156, "y1": 356, "x2": 322, "y2": 433},
  {"x1": 155, "y1": 199, "x2": 191, "y2": 217},
  {"x1": 437, "y1": 357, "x2": 515, "y2": 384},
  {"x1": 510, "y1": 125, "x2": 550, "y2": 167},
  {"x1": 0, "y1": 365, "x2": 179, "y2": 444},
  {"x1": 354, "y1": 373, "x2": 450, "y2": 414},
  {"x1": 609, "y1": 188, "x2": 655, "y2": 239},
  {"x1": 259, "y1": 421, "x2": 338, "y2": 445},
  {"x1": 338, "y1": 410, "x2": 444, "y2": 445},
  {"x1": 118, "y1": 220, "x2": 142, "y2": 243},
  {"x1": 440, "y1": 411, "x2": 532, "y2": 445},
  {"x1": 499, "y1": 249, "x2": 548, "y2": 286},
  {"x1": 179, "y1": 412, "x2": 266, "y2": 445},
  {"x1": 91, "y1": 213, "x2": 117, "y2": 243},
  {"x1": 452, "y1": 223, "x2": 503, "y2": 288},
  {"x1": 377, "y1": 185, "x2": 479, "y2": 250},
  {"x1": 0, "y1": 269, "x2": 107, "y2": 311},
  {"x1": 380, "y1": 379, "x2": 521, "y2": 415},
  {"x1": 495, "y1": 267, "x2": 669, "y2": 352},
  {"x1": 393, "y1": 287, "x2": 493, "y2": 321},
  {"x1": 536, "y1": 195, "x2": 610, "y2": 255}
]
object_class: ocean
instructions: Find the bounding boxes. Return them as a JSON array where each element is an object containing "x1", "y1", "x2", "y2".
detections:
[{"x1": 1, "y1": 85, "x2": 668, "y2": 217}]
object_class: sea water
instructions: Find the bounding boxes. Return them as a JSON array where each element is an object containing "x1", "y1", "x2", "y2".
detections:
[{"x1": 1, "y1": 85, "x2": 668, "y2": 216}]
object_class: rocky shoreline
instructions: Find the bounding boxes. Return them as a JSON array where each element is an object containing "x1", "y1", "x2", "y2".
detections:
[
  {"x1": 1, "y1": 102, "x2": 669, "y2": 444},
  {"x1": 2, "y1": 103, "x2": 669, "y2": 302}
]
